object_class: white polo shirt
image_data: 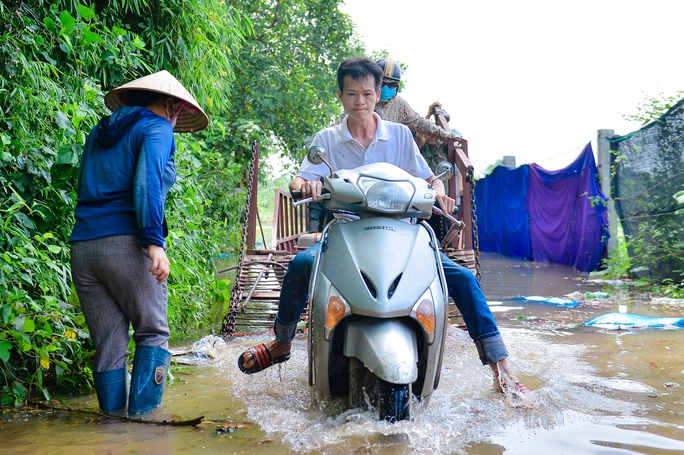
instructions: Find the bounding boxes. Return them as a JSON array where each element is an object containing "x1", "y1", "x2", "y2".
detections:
[{"x1": 297, "y1": 112, "x2": 433, "y2": 182}]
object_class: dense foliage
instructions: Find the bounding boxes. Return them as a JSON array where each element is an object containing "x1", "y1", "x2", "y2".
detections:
[{"x1": 1, "y1": 0, "x2": 361, "y2": 404}]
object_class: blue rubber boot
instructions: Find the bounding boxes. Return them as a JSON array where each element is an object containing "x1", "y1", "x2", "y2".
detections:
[
  {"x1": 92, "y1": 367, "x2": 127, "y2": 413},
  {"x1": 128, "y1": 345, "x2": 172, "y2": 415}
]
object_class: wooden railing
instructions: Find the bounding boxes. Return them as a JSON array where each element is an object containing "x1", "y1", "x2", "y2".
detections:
[
  {"x1": 433, "y1": 108, "x2": 474, "y2": 252},
  {"x1": 271, "y1": 189, "x2": 308, "y2": 251}
]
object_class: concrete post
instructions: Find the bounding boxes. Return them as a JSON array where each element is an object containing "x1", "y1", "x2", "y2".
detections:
[
  {"x1": 502, "y1": 155, "x2": 516, "y2": 168},
  {"x1": 597, "y1": 129, "x2": 617, "y2": 253}
]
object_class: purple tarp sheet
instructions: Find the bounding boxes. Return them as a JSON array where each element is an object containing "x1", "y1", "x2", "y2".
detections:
[{"x1": 475, "y1": 143, "x2": 609, "y2": 272}]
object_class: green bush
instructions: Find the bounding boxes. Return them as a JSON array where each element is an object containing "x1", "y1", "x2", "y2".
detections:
[
  {"x1": 0, "y1": 2, "x2": 147, "y2": 404},
  {"x1": 1, "y1": 0, "x2": 360, "y2": 405}
]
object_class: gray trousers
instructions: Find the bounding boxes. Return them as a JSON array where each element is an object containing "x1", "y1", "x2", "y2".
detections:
[{"x1": 71, "y1": 235, "x2": 170, "y2": 372}]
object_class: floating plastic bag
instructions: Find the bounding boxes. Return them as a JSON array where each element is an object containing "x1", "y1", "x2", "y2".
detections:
[
  {"x1": 583, "y1": 313, "x2": 684, "y2": 329},
  {"x1": 512, "y1": 295, "x2": 581, "y2": 308},
  {"x1": 173, "y1": 335, "x2": 227, "y2": 364},
  {"x1": 190, "y1": 335, "x2": 226, "y2": 359}
]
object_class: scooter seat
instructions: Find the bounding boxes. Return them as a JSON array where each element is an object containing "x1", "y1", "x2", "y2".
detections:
[{"x1": 296, "y1": 232, "x2": 322, "y2": 249}]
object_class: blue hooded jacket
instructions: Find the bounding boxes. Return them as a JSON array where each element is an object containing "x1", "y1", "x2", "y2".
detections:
[{"x1": 70, "y1": 106, "x2": 176, "y2": 247}]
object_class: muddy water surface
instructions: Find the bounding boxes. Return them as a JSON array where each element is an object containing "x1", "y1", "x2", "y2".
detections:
[{"x1": 2, "y1": 253, "x2": 684, "y2": 454}]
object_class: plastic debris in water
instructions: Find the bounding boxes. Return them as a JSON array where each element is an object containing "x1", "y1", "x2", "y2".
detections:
[
  {"x1": 512, "y1": 296, "x2": 581, "y2": 308},
  {"x1": 585, "y1": 291, "x2": 610, "y2": 300},
  {"x1": 649, "y1": 297, "x2": 684, "y2": 305},
  {"x1": 583, "y1": 312, "x2": 684, "y2": 329}
]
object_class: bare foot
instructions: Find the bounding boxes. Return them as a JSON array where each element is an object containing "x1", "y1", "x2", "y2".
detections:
[
  {"x1": 240, "y1": 340, "x2": 291, "y2": 371},
  {"x1": 490, "y1": 358, "x2": 530, "y2": 394}
]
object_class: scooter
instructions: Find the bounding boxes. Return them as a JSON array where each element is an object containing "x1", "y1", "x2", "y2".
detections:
[{"x1": 292, "y1": 145, "x2": 461, "y2": 422}]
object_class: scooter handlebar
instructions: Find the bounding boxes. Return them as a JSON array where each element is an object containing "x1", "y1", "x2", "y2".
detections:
[
  {"x1": 432, "y1": 207, "x2": 465, "y2": 231},
  {"x1": 292, "y1": 193, "x2": 331, "y2": 207}
]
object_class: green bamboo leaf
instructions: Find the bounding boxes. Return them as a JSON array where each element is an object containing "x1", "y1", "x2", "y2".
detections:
[
  {"x1": 674, "y1": 191, "x2": 684, "y2": 204},
  {"x1": 76, "y1": 3, "x2": 96, "y2": 21},
  {"x1": 13, "y1": 213, "x2": 35, "y2": 230},
  {"x1": 59, "y1": 35, "x2": 74, "y2": 54},
  {"x1": 41, "y1": 51, "x2": 57, "y2": 66},
  {"x1": 83, "y1": 27, "x2": 105, "y2": 44},
  {"x1": 44, "y1": 17, "x2": 56, "y2": 33},
  {"x1": 12, "y1": 381, "x2": 27, "y2": 399},
  {"x1": 54, "y1": 111, "x2": 73, "y2": 130},
  {"x1": 112, "y1": 25, "x2": 127, "y2": 36},
  {"x1": 0, "y1": 341, "x2": 11, "y2": 363},
  {"x1": 59, "y1": 12, "x2": 75, "y2": 32},
  {"x1": 42, "y1": 323, "x2": 53, "y2": 337},
  {"x1": 101, "y1": 50, "x2": 116, "y2": 62},
  {"x1": 56, "y1": 145, "x2": 78, "y2": 165},
  {"x1": 2, "y1": 304, "x2": 12, "y2": 323},
  {"x1": 23, "y1": 318, "x2": 36, "y2": 333},
  {"x1": 132, "y1": 36, "x2": 147, "y2": 50}
]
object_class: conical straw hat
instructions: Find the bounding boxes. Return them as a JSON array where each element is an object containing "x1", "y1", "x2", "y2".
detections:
[{"x1": 104, "y1": 70, "x2": 209, "y2": 133}]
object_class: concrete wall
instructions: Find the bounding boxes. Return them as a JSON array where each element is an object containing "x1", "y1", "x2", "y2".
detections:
[{"x1": 597, "y1": 129, "x2": 617, "y2": 253}]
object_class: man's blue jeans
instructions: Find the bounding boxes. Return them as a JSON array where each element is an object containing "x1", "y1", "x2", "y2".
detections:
[{"x1": 274, "y1": 243, "x2": 508, "y2": 365}]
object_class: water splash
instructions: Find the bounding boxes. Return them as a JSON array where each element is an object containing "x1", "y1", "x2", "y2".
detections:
[{"x1": 218, "y1": 324, "x2": 649, "y2": 454}]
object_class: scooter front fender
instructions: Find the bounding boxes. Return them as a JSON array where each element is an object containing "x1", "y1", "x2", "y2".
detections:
[{"x1": 344, "y1": 319, "x2": 417, "y2": 384}]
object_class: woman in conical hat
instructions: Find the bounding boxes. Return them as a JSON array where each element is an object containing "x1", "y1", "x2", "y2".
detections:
[{"x1": 70, "y1": 70, "x2": 208, "y2": 416}]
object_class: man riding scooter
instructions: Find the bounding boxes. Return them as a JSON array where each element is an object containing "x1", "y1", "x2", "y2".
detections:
[{"x1": 238, "y1": 57, "x2": 529, "y2": 396}]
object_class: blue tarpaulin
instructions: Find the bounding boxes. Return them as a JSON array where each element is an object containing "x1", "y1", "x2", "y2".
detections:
[
  {"x1": 474, "y1": 143, "x2": 609, "y2": 272},
  {"x1": 474, "y1": 165, "x2": 531, "y2": 260}
]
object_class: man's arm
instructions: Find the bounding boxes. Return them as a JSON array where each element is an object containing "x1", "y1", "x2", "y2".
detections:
[
  {"x1": 425, "y1": 102, "x2": 442, "y2": 119},
  {"x1": 395, "y1": 97, "x2": 460, "y2": 142},
  {"x1": 427, "y1": 176, "x2": 456, "y2": 215}
]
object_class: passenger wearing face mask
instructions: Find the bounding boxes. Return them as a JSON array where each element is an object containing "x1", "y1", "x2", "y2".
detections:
[
  {"x1": 374, "y1": 58, "x2": 461, "y2": 143},
  {"x1": 331, "y1": 59, "x2": 460, "y2": 144}
]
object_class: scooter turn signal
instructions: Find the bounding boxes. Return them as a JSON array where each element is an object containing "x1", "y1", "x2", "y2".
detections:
[
  {"x1": 325, "y1": 295, "x2": 349, "y2": 333},
  {"x1": 414, "y1": 299, "x2": 436, "y2": 339}
]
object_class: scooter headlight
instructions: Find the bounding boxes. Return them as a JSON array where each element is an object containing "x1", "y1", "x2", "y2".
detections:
[{"x1": 357, "y1": 177, "x2": 414, "y2": 213}]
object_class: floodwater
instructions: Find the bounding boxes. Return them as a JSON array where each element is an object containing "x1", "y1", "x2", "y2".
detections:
[{"x1": 3, "y1": 252, "x2": 684, "y2": 454}]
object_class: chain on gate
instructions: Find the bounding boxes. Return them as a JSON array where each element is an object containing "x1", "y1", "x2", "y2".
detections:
[
  {"x1": 466, "y1": 165, "x2": 481, "y2": 282},
  {"x1": 220, "y1": 141, "x2": 258, "y2": 337}
]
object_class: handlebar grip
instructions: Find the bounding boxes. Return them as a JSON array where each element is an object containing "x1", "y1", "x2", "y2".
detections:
[
  {"x1": 291, "y1": 190, "x2": 303, "y2": 200},
  {"x1": 432, "y1": 207, "x2": 465, "y2": 231}
]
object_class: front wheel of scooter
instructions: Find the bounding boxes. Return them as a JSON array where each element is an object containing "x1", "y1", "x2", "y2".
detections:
[{"x1": 378, "y1": 381, "x2": 412, "y2": 422}]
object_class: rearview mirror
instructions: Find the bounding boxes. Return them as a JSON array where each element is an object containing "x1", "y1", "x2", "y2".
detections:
[
  {"x1": 307, "y1": 145, "x2": 327, "y2": 165},
  {"x1": 434, "y1": 161, "x2": 454, "y2": 182},
  {"x1": 307, "y1": 145, "x2": 333, "y2": 176}
]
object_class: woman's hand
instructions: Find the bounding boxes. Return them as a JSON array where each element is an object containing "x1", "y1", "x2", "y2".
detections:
[{"x1": 147, "y1": 245, "x2": 170, "y2": 284}]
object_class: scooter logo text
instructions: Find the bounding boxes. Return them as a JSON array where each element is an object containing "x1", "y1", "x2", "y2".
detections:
[{"x1": 364, "y1": 226, "x2": 395, "y2": 231}]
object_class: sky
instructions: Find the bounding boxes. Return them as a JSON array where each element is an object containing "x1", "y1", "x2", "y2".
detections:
[{"x1": 340, "y1": 0, "x2": 684, "y2": 172}]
